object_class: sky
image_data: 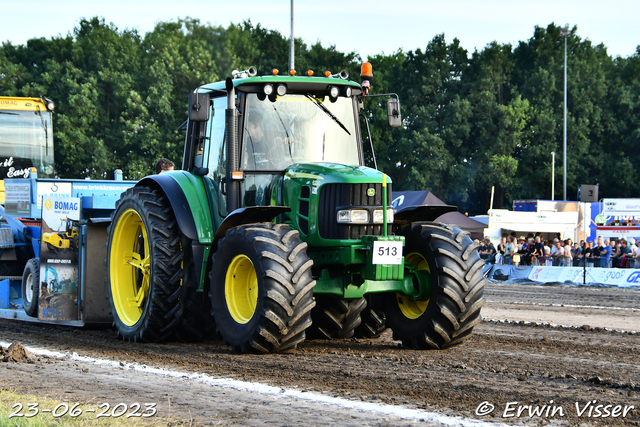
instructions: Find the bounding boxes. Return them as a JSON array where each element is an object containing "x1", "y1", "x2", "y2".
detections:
[{"x1": 3, "y1": 0, "x2": 639, "y2": 60}]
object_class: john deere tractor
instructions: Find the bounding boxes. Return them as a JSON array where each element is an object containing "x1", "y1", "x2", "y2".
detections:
[{"x1": 106, "y1": 64, "x2": 485, "y2": 352}]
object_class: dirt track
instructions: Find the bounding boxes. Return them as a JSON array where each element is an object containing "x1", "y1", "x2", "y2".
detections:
[{"x1": 1, "y1": 283, "x2": 639, "y2": 426}]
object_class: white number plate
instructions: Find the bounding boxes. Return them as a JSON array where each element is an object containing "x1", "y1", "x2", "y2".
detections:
[{"x1": 372, "y1": 241, "x2": 403, "y2": 265}]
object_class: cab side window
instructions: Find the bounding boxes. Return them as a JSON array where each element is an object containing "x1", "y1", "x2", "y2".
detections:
[{"x1": 207, "y1": 96, "x2": 226, "y2": 181}]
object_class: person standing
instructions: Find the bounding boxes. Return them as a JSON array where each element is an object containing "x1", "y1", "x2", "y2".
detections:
[
  {"x1": 477, "y1": 239, "x2": 487, "y2": 258},
  {"x1": 629, "y1": 238, "x2": 638, "y2": 257},
  {"x1": 505, "y1": 236, "x2": 516, "y2": 266},
  {"x1": 532, "y1": 236, "x2": 544, "y2": 266},
  {"x1": 563, "y1": 239, "x2": 573, "y2": 267},
  {"x1": 484, "y1": 237, "x2": 497, "y2": 264},
  {"x1": 572, "y1": 242, "x2": 582, "y2": 266},
  {"x1": 550, "y1": 241, "x2": 563, "y2": 266},
  {"x1": 593, "y1": 236, "x2": 604, "y2": 267},
  {"x1": 616, "y1": 239, "x2": 633, "y2": 268},
  {"x1": 584, "y1": 240, "x2": 595, "y2": 267},
  {"x1": 497, "y1": 237, "x2": 507, "y2": 265},
  {"x1": 629, "y1": 238, "x2": 638, "y2": 267},
  {"x1": 600, "y1": 239, "x2": 612, "y2": 268}
]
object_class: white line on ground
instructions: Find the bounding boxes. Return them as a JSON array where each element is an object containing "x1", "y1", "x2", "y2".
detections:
[
  {"x1": 481, "y1": 318, "x2": 638, "y2": 334},
  {"x1": 0, "y1": 340, "x2": 505, "y2": 426},
  {"x1": 485, "y1": 301, "x2": 640, "y2": 312}
]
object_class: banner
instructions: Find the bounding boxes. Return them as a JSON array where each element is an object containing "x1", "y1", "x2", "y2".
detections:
[
  {"x1": 527, "y1": 266, "x2": 640, "y2": 288},
  {"x1": 39, "y1": 196, "x2": 81, "y2": 321},
  {"x1": 602, "y1": 198, "x2": 640, "y2": 218},
  {"x1": 3, "y1": 181, "x2": 31, "y2": 215}
]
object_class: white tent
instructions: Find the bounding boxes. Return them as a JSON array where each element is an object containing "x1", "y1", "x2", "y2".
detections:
[{"x1": 484, "y1": 209, "x2": 579, "y2": 242}]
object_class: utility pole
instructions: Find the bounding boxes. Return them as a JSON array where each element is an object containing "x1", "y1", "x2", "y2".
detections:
[
  {"x1": 289, "y1": 0, "x2": 295, "y2": 72},
  {"x1": 560, "y1": 25, "x2": 570, "y2": 201},
  {"x1": 551, "y1": 151, "x2": 555, "y2": 201}
]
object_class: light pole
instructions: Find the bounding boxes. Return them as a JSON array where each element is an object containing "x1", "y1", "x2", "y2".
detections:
[
  {"x1": 551, "y1": 151, "x2": 555, "y2": 200},
  {"x1": 289, "y1": 0, "x2": 295, "y2": 72},
  {"x1": 560, "y1": 25, "x2": 570, "y2": 201}
]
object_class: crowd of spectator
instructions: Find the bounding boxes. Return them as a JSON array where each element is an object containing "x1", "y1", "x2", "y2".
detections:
[{"x1": 477, "y1": 233, "x2": 639, "y2": 268}]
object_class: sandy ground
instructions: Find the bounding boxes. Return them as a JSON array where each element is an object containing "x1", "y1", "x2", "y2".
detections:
[{"x1": 1, "y1": 282, "x2": 639, "y2": 426}]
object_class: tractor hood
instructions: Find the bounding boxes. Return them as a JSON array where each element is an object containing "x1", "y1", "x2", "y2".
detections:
[
  {"x1": 282, "y1": 162, "x2": 393, "y2": 247},
  {"x1": 284, "y1": 163, "x2": 389, "y2": 187}
]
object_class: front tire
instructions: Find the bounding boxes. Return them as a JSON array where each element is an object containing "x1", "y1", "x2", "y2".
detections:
[
  {"x1": 210, "y1": 223, "x2": 315, "y2": 353},
  {"x1": 354, "y1": 297, "x2": 387, "y2": 338},
  {"x1": 106, "y1": 187, "x2": 183, "y2": 342},
  {"x1": 22, "y1": 258, "x2": 40, "y2": 317},
  {"x1": 383, "y1": 223, "x2": 485, "y2": 349},
  {"x1": 307, "y1": 296, "x2": 366, "y2": 339}
]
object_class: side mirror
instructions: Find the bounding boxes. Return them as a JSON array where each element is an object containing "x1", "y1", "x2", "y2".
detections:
[
  {"x1": 386, "y1": 97, "x2": 401, "y2": 128},
  {"x1": 188, "y1": 92, "x2": 210, "y2": 122}
]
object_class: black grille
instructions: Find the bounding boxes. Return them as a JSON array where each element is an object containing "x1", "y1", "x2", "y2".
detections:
[{"x1": 318, "y1": 183, "x2": 393, "y2": 240}]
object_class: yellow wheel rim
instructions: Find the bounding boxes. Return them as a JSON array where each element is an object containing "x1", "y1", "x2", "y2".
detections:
[
  {"x1": 110, "y1": 209, "x2": 150, "y2": 326},
  {"x1": 225, "y1": 255, "x2": 258, "y2": 324},
  {"x1": 397, "y1": 252, "x2": 430, "y2": 319}
]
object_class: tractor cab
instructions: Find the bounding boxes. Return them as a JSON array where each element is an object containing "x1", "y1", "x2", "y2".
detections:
[{"x1": 183, "y1": 69, "x2": 366, "y2": 213}]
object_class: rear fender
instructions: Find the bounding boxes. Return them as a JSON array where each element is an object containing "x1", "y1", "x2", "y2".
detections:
[
  {"x1": 393, "y1": 205, "x2": 457, "y2": 226},
  {"x1": 137, "y1": 173, "x2": 213, "y2": 245}
]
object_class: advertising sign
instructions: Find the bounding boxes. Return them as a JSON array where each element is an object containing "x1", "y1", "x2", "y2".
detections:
[
  {"x1": 36, "y1": 181, "x2": 72, "y2": 210},
  {"x1": 528, "y1": 266, "x2": 640, "y2": 288},
  {"x1": 3, "y1": 181, "x2": 31, "y2": 215},
  {"x1": 602, "y1": 199, "x2": 640, "y2": 218},
  {"x1": 528, "y1": 267, "x2": 584, "y2": 283},
  {"x1": 39, "y1": 196, "x2": 81, "y2": 321}
]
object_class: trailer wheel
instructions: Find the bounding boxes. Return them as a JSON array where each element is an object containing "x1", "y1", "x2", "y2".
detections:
[
  {"x1": 22, "y1": 258, "x2": 40, "y2": 317},
  {"x1": 106, "y1": 187, "x2": 183, "y2": 342},
  {"x1": 307, "y1": 296, "x2": 366, "y2": 339},
  {"x1": 383, "y1": 223, "x2": 485, "y2": 349},
  {"x1": 354, "y1": 298, "x2": 387, "y2": 338},
  {"x1": 210, "y1": 223, "x2": 315, "y2": 353}
]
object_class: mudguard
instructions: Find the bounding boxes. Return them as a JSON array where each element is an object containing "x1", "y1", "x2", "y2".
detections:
[
  {"x1": 213, "y1": 206, "x2": 291, "y2": 249},
  {"x1": 137, "y1": 173, "x2": 214, "y2": 245},
  {"x1": 393, "y1": 205, "x2": 458, "y2": 225}
]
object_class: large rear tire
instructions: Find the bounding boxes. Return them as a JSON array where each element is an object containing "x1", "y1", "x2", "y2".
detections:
[
  {"x1": 383, "y1": 222, "x2": 485, "y2": 349},
  {"x1": 210, "y1": 223, "x2": 315, "y2": 353},
  {"x1": 307, "y1": 296, "x2": 366, "y2": 339},
  {"x1": 106, "y1": 187, "x2": 183, "y2": 342},
  {"x1": 22, "y1": 258, "x2": 39, "y2": 317}
]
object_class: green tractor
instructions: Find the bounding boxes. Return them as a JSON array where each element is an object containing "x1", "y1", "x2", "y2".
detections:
[{"x1": 105, "y1": 64, "x2": 485, "y2": 352}]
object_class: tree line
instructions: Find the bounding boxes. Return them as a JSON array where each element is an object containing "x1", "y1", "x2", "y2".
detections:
[{"x1": 1, "y1": 18, "x2": 638, "y2": 214}]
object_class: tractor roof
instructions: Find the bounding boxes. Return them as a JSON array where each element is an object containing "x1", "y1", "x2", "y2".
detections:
[{"x1": 200, "y1": 75, "x2": 362, "y2": 96}]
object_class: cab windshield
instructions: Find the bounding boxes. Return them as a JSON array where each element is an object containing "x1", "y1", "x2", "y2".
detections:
[
  {"x1": 242, "y1": 93, "x2": 359, "y2": 171},
  {"x1": 0, "y1": 108, "x2": 54, "y2": 178}
]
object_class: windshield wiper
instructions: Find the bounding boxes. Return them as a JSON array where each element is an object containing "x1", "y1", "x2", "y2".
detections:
[
  {"x1": 0, "y1": 112, "x2": 19, "y2": 115},
  {"x1": 272, "y1": 104, "x2": 291, "y2": 140},
  {"x1": 304, "y1": 94, "x2": 350, "y2": 135},
  {"x1": 271, "y1": 105, "x2": 295, "y2": 160}
]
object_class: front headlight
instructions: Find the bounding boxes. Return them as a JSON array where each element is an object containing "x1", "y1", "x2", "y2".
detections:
[
  {"x1": 373, "y1": 208, "x2": 394, "y2": 224},
  {"x1": 337, "y1": 209, "x2": 369, "y2": 224}
]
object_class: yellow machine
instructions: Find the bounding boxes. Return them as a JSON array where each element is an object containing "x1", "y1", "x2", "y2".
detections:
[
  {"x1": 0, "y1": 96, "x2": 55, "y2": 203},
  {"x1": 42, "y1": 218, "x2": 79, "y2": 253}
]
